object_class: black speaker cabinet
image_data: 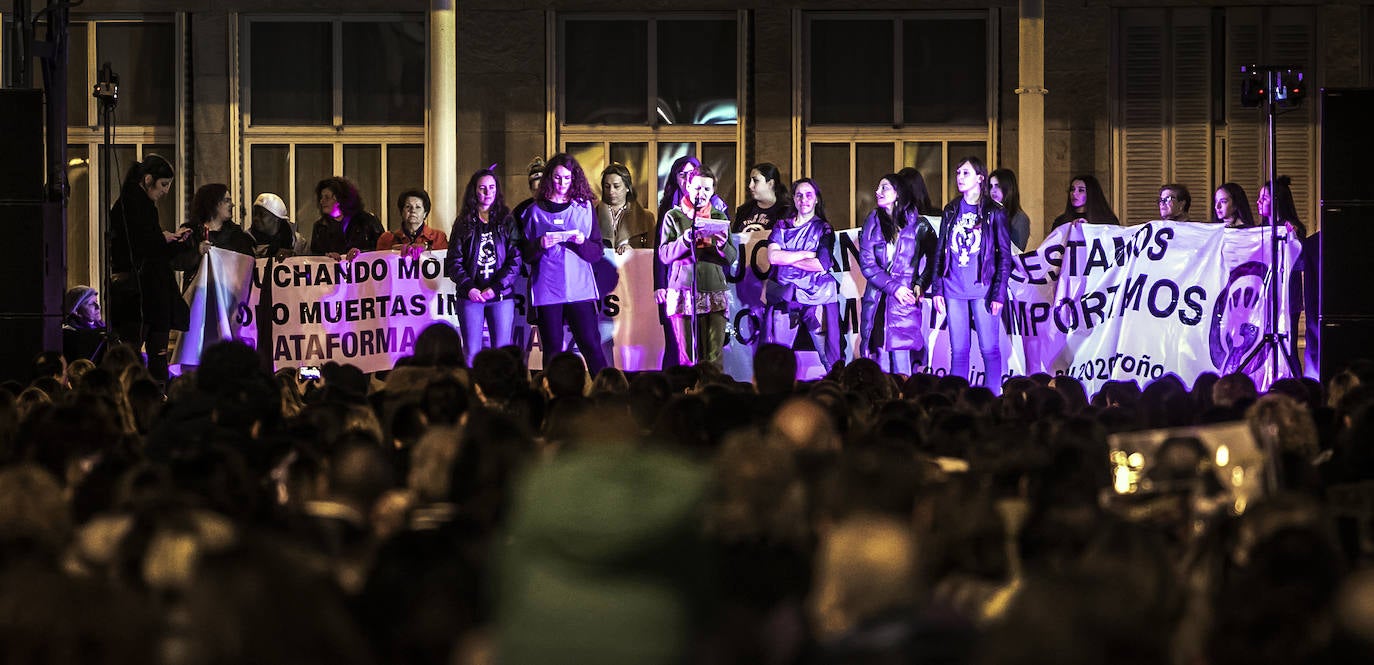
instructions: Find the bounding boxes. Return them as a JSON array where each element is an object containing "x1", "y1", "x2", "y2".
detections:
[
  {"x1": 0, "y1": 203, "x2": 64, "y2": 315},
  {"x1": 1321, "y1": 204, "x2": 1374, "y2": 320},
  {"x1": 0, "y1": 89, "x2": 45, "y2": 203},
  {"x1": 1321, "y1": 319, "x2": 1374, "y2": 383},
  {"x1": 0, "y1": 316, "x2": 62, "y2": 382},
  {"x1": 1322, "y1": 89, "x2": 1374, "y2": 204},
  {"x1": 0, "y1": 202, "x2": 64, "y2": 380}
]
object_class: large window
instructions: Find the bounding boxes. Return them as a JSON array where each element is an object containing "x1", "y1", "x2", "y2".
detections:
[
  {"x1": 556, "y1": 13, "x2": 743, "y2": 215},
  {"x1": 240, "y1": 16, "x2": 426, "y2": 239},
  {"x1": 60, "y1": 17, "x2": 182, "y2": 290},
  {"x1": 802, "y1": 12, "x2": 996, "y2": 229}
]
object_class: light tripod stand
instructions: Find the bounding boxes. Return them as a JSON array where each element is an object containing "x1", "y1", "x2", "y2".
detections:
[{"x1": 1237, "y1": 64, "x2": 1304, "y2": 383}]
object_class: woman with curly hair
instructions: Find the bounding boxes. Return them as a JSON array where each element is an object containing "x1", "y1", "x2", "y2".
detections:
[
  {"x1": 308, "y1": 176, "x2": 384, "y2": 260},
  {"x1": 174, "y1": 183, "x2": 254, "y2": 287},
  {"x1": 520, "y1": 152, "x2": 608, "y2": 373}
]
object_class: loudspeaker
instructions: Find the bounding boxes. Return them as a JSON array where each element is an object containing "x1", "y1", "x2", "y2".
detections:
[
  {"x1": 0, "y1": 202, "x2": 64, "y2": 381},
  {"x1": 0, "y1": 89, "x2": 45, "y2": 202},
  {"x1": 1320, "y1": 204, "x2": 1374, "y2": 319},
  {"x1": 1321, "y1": 89, "x2": 1374, "y2": 203},
  {"x1": 1321, "y1": 319, "x2": 1374, "y2": 383},
  {"x1": 0, "y1": 203, "x2": 64, "y2": 314},
  {"x1": 0, "y1": 316, "x2": 62, "y2": 383}
]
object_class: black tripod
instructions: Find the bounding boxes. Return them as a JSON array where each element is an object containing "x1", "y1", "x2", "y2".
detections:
[
  {"x1": 1238, "y1": 65, "x2": 1301, "y2": 383},
  {"x1": 94, "y1": 63, "x2": 122, "y2": 349}
]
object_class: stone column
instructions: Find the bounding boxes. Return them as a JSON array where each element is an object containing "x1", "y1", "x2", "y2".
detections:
[
  {"x1": 429, "y1": 0, "x2": 458, "y2": 235},
  {"x1": 1017, "y1": 0, "x2": 1046, "y2": 244}
]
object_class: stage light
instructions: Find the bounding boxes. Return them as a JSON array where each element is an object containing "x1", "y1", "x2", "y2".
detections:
[
  {"x1": 1239, "y1": 65, "x2": 1305, "y2": 109},
  {"x1": 1276, "y1": 69, "x2": 1305, "y2": 108}
]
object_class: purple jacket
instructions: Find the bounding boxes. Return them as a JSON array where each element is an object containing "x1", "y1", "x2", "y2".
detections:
[{"x1": 858, "y1": 210, "x2": 937, "y2": 353}]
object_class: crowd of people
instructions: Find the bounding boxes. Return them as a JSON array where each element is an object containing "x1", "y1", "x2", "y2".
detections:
[{"x1": 6, "y1": 330, "x2": 1374, "y2": 664}]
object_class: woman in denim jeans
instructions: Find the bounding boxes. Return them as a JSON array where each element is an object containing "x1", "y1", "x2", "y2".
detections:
[
  {"x1": 448, "y1": 168, "x2": 522, "y2": 364},
  {"x1": 930, "y1": 156, "x2": 1014, "y2": 394}
]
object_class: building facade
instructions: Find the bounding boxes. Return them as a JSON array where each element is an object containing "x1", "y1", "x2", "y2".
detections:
[{"x1": 2, "y1": 0, "x2": 1370, "y2": 290}]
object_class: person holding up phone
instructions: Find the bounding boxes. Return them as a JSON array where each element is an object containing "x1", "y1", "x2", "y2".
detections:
[{"x1": 658, "y1": 166, "x2": 737, "y2": 367}]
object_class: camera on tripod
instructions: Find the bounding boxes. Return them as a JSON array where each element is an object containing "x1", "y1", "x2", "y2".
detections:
[{"x1": 92, "y1": 62, "x2": 119, "y2": 106}]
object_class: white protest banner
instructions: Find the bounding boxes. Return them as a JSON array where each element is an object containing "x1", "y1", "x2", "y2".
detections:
[
  {"x1": 238, "y1": 251, "x2": 462, "y2": 373},
  {"x1": 175, "y1": 222, "x2": 1298, "y2": 390},
  {"x1": 172, "y1": 247, "x2": 259, "y2": 369},
  {"x1": 1005, "y1": 221, "x2": 1301, "y2": 393}
]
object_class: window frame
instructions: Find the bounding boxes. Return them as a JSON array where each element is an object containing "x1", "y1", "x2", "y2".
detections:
[
  {"x1": 552, "y1": 10, "x2": 747, "y2": 212},
  {"x1": 63, "y1": 14, "x2": 186, "y2": 291},
  {"x1": 797, "y1": 9, "x2": 999, "y2": 228},
  {"x1": 237, "y1": 13, "x2": 428, "y2": 232}
]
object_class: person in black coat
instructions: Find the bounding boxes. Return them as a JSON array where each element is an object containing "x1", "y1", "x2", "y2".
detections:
[
  {"x1": 107, "y1": 154, "x2": 191, "y2": 382},
  {"x1": 174, "y1": 183, "x2": 256, "y2": 288},
  {"x1": 308, "y1": 176, "x2": 383, "y2": 260}
]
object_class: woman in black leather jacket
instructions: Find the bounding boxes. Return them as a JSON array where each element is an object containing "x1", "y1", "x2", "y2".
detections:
[
  {"x1": 930, "y1": 156, "x2": 1014, "y2": 393},
  {"x1": 447, "y1": 168, "x2": 523, "y2": 364}
]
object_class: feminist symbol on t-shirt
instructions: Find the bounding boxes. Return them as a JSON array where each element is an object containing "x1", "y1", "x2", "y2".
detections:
[
  {"x1": 952, "y1": 211, "x2": 983, "y2": 267},
  {"x1": 477, "y1": 232, "x2": 498, "y2": 280}
]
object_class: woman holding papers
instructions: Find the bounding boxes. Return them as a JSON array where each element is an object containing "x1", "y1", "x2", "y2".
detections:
[
  {"x1": 659, "y1": 166, "x2": 737, "y2": 367},
  {"x1": 930, "y1": 156, "x2": 1014, "y2": 394},
  {"x1": 520, "y1": 153, "x2": 608, "y2": 374}
]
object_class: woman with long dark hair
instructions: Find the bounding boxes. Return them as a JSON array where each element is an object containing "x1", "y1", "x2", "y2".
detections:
[
  {"x1": 930, "y1": 156, "x2": 1014, "y2": 393},
  {"x1": 596, "y1": 163, "x2": 655, "y2": 252},
  {"x1": 897, "y1": 167, "x2": 936, "y2": 217},
  {"x1": 174, "y1": 183, "x2": 255, "y2": 289},
  {"x1": 1214, "y1": 183, "x2": 1255, "y2": 228},
  {"x1": 1051, "y1": 175, "x2": 1119, "y2": 229},
  {"x1": 990, "y1": 168, "x2": 1031, "y2": 251},
  {"x1": 765, "y1": 178, "x2": 841, "y2": 371},
  {"x1": 309, "y1": 176, "x2": 384, "y2": 259},
  {"x1": 521, "y1": 153, "x2": 608, "y2": 373},
  {"x1": 107, "y1": 154, "x2": 190, "y2": 382},
  {"x1": 734, "y1": 162, "x2": 791, "y2": 233},
  {"x1": 858, "y1": 174, "x2": 937, "y2": 374},
  {"x1": 449, "y1": 169, "x2": 522, "y2": 364}
]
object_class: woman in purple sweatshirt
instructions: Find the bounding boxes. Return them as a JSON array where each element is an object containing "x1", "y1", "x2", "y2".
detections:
[{"x1": 520, "y1": 153, "x2": 608, "y2": 373}]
